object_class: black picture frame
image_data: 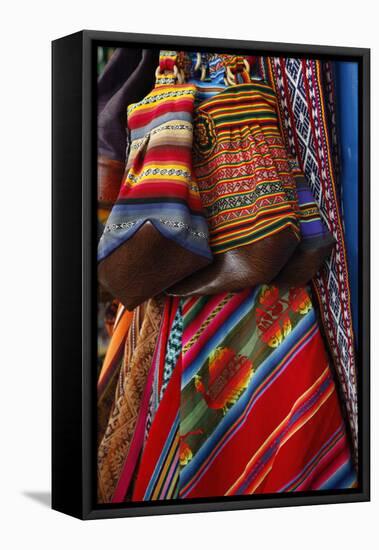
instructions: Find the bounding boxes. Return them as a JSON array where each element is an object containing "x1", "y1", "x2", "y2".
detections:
[{"x1": 52, "y1": 30, "x2": 370, "y2": 520}]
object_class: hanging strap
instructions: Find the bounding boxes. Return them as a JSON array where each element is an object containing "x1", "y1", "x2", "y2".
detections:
[
  {"x1": 155, "y1": 50, "x2": 185, "y2": 85},
  {"x1": 222, "y1": 54, "x2": 254, "y2": 85}
]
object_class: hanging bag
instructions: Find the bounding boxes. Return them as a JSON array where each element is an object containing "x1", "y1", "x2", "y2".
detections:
[{"x1": 98, "y1": 52, "x2": 212, "y2": 310}]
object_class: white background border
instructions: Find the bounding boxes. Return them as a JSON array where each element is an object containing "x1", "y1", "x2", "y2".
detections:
[{"x1": 1, "y1": 1, "x2": 376, "y2": 548}]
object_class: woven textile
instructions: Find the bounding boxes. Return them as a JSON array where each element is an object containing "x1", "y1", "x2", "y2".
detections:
[
  {"x1": 97, "y1": 304, "x2": 135, "y2": 444},
  {"x1": 98, "y1": 82, "x2": 211, "y2": 262},
  {"x1": 289, "y1": 159, "x2": 334, "y2": 249},
  {"x1": 117, "y1": 77, "x2": 356, "y2": 502},
  {"x1": 97, "y1": 67, "x2": 216, "y2": 311},
  {"x1": 193, "y1": 82, "x2": 300, "y2": 255},
  {"x1": 97, "y1": 58, "x2": 357, "y2": 503},
  {"x1": 97, "y1": 297, "x2": 164, "y2": 503},
  {"x1": 130, "y1": 288, "x2": 356, "y2": 501},
  {"x1": 264, "y1": 57, "x2": 358, "y2": 458},
  {"x1": 186, "y1": 56, "x2": 333, "y2": 262}
]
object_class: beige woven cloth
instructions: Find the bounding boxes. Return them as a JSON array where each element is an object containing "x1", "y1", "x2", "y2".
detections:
[{"x1": 97, "y1": 296, "x2": 164, "y2": 503}]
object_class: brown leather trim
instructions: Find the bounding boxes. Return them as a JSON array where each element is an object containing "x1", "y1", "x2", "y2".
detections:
[
  {"x1": 97, "y1": 156, "x2": 125, "y2": 205},
  {"x1": 273, "y1": 240, "x2": 335, "y2": 288},
  {"x1": 168, "y1": 227, "x2": 299, "y2": 296},
  {"x1": 98, "y1": 221, "x2": 210, "y2": 310}
]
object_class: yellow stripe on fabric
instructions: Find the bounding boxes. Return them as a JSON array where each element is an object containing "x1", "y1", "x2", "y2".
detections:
[
  {"x1": 213, "y1": 131, "x2": 281, "y2": 145},
  {"x1": 212, "y1": 222, "x2": 299, "y2": 255},
  {"x1": 211, "y1": 208, "x2": 297, "y2": 238},
  {"x1": 202, "y1": 86, "x2": 276, "y2": 107},
  {"x1": 212, "y1": 113, "x2": 277, "y2": 124},
  {"x1": 215, "y1": 116, "x2": 277, "y2": 128},
  {"x1": 133, "y1": 84, "x2": 193, "y2": 99},
  {"x1": 197, "y1": 170, "x2": 288, "y2": 188},
  {"x1": 201, "y1": 184, "x2": 288, "y2": 207},
  {"x1": 131, "y1": 93, "x2": 195, "y2": 115},
  {"x1": 207, "y1": 195, "x2": 292, "y2": 220},
  {"x1": 127, "y1": 177, "x2": 190, "y2": 188},
  {"x1": 198, "y1": 166, "x2": 278, "y2": 187},
  {"x1": 211, "y1": 214, "x2": 298, "y2": 245},
  {"x1": 150, "y1": 434, "x2": 179, "y2": 500},
  {"x1": 128, "y1": 86, "x2": 196, "y2": 115},
  {"x1": 130, "y1": 162, "x2": 189, "y2": 171},
  {"x1": 210, "y1": 203, "x2": 296, "y2": 233},
  {"x1": 195, "y1": 149, "x2": 273, "y2": 174},
  {"x1": 209, "y1": 103, "x2": 276, "y2": 118},
  {"x1": 195, "y1": 142, "x2": 261, "y2": 170},
  {"x1": 211, "y1": 222, "x2": 299, "y2": 250},
  {"x1": 127, "y1": 163, "x2": 192, "y2": 185},
  {"x1": 210, "y1": 201, "x2": 298, "y2": 227},
  {"x1": 166, "y1": 468, "x2": 179, "y2": 499},
  {"x1": 217, "y1": 126, "x2": 252, "y2": 137},
  {"x1": 216, "y1": 124, "x2": 279, "y2": 137}
]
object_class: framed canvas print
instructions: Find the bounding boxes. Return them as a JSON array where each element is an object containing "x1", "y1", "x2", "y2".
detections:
[{"x1": 52, "y1": 30, "x2": 370, "y2": 520}]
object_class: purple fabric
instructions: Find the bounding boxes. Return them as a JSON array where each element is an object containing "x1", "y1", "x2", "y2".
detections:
[
  {"x1": 296, "y1": 179, "x2": 333, "y2": 246},
  {"x1": 98, "y1": 48, "x2": 159, "y2": 162}
]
